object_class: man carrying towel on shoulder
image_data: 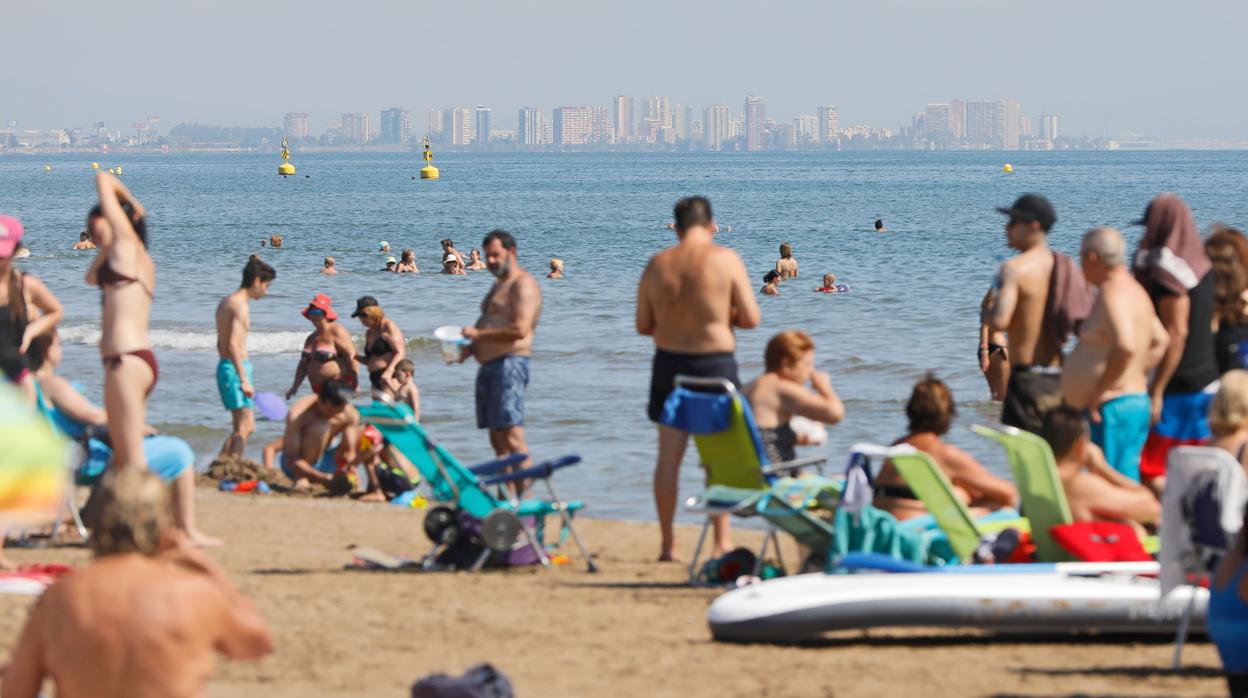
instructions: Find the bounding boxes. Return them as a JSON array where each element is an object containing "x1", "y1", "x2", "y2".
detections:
[
  {"x1": 636, "y1": 196, "x2": 761, "y2": 562},
  {"x1": 984, "y1": 194, "x2": 1092, "y2": 434}
]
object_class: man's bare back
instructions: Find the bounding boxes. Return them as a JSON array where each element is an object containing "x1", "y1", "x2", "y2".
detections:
[
  {"x1": 637, "y1": 235, "x2": 757, "y2": 354},
  {"x1": 472, "y1": 271, "x2": 541, "y2": 364},
  {"x1": 1064, "y1": 274, "x2": 1167, "y2": 408},
  {"x1": 2, "y1": 552, "x2": 269, "y2": 698},
  {"x1": 282, "y1": 394, "x2": 358, "y2": 484}
]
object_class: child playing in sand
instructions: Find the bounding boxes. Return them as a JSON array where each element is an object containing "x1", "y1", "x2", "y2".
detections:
[
  {"x1": 547, "y1": 258, "x2": 564, "y2": 279},
  {"x1": 390, "y1": 358, "x2": 421, "y2": 421},
  {"x1": 1040, "y1": 406, "x2": 1160, "y2": 530}
]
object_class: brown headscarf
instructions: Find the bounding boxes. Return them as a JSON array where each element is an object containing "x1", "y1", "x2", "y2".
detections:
[{"x1": 1132, "y1": 193, "x2": 1211, "y2": 295}]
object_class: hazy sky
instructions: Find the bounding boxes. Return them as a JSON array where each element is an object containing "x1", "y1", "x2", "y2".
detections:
[{"x1": 3, "y1": 0, "x2": 1246, "y2": 139}]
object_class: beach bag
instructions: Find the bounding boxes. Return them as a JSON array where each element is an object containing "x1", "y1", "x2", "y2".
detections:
[
  {"x1": 433, "y1": 511, "x2": 542, "y2": 569},
  {"x1": 1049, "y1": 522, "x2": 1150, "y2": 563},
  {"x1": 411, "y1": 663, "x2": 514, "y2": 698}
]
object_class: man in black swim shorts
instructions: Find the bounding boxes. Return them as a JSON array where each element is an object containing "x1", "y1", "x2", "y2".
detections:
[{"x1": 636, "y1": 196, "x2": 760, "y2": 562}]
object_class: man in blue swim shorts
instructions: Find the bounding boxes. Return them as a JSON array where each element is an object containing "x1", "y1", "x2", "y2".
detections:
[
  {"x1": 1061, "y1": 227, "x2": 1170, "y2": 481},
  {"x1": 462, "y1": 230, "x2": 541, "y2": 490},
  {"x1": 215, "y1": 257, "x2": 275, "y2": 459}
]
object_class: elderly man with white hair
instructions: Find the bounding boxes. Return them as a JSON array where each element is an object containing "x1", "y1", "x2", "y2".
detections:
[{"x1": 1062, "y1": 226, "x2": 1171, "y2": 481}]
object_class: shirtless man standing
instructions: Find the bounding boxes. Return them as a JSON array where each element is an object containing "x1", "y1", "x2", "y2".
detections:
[
  {"x1": 1063, "y1": 228, "x2": 1169, "y2": 481},
  {"x1": 461, "y1": 230, "x2": 541, "y2": 478},
  {"x1": 280, "y1": 380, "x2": 359, "y2": 489},
  {"x1": 984, "y1": 194, "x2": 1071, "y2": 434},
  {"x1": 2, "y1": 467, "x2": 272, "y2": 698},
  {"x1": 214, "y1": 257, "x2": 276, "y2": 459},
  {"x1": 637, "y1": 196, "x2": 761, "y2": 561}
]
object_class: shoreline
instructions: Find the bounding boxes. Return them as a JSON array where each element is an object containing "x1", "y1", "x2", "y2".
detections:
[{"x1": 0, "y1": 485, "x2": 1225, "y2": 697}]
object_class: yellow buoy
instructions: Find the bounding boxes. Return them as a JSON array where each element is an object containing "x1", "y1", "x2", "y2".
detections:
[
  {"x1": 108, "y1": 168, "x2": 116, "y2": 175},
  {"x1": 44, "y1": 165, "x2": 51, "y2": 172},
  {"x1": 115, "y1": 165, "x2": 123, "y2": 175},
  {"x1": 419, "y1": 137, "x2": 439, "y2": 179},
  {"x1": 91, "y1": 162, "x2": 99, "y2": 170},
  {"x1": 277, "y1": 137, "x2": 296, "y2": 177},
  {"x1": 1003, "y1": 163, "x2": 1013, "y2": 173}
]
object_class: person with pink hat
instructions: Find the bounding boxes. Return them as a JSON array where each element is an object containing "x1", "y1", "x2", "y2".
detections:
[
  {"x1": 286, "y1": 293, "x2": 358, "y2": 399},
  {"x1": 0, "y1": 213, "x2": 64, "y2": 406}
]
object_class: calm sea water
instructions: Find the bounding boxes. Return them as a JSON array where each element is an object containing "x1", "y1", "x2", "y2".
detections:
[{"x1": 3, "y1": 150, "x2": 1246, "y2": 520}]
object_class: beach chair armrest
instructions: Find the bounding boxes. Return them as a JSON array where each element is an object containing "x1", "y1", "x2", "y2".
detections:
[
  {"x1": 481, "y1": 455, "x2": 583, "y2": 485},
  {"x1": 468, "y1": 453, "x2": 529, "y2": 477},
  {"x1": 761, "y1": 455, "x2": 828, "y2": 476}
]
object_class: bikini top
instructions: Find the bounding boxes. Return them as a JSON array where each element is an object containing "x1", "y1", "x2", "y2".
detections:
[
  {"x1": 365, "y1": 335, "x2": 395, "y2": 358},
  {"x1": 96, "y1": 260, "x2": 153, "y2": 298},
  {"x1": 304, "y1": 346, "x2": 338, "y2": 363}
]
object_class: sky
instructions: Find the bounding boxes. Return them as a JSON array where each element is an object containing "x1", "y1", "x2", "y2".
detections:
[{"x1": 3, "y1": 0, "x2": 1246, "y2": 139}]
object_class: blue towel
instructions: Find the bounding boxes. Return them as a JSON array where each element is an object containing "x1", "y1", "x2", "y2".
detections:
[{"x1": 659, "y1": 387, "x2": 733, "y2": 434}]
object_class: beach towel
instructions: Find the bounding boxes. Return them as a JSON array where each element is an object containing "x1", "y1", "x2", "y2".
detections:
[
  {"x1": 1132, "y1": 193, "x2": 1211, "y2": 296},
  {"x1": 1160, "y1": 446, "x2": 1248, "y2": 595},
  {"x1": 1044, "y1": 250, "x2": 1094, "y2": 347},
  {"x1": 1049, "y1": 522, "x2": 1151, "y2": 563}
]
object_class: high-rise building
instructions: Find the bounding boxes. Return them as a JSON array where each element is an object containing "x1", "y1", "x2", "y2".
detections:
[
  {"x1": 1040, "y1": 114, "x2": 1060, "y2": 141},
  {"x1": 340, "y1": 112, "x2": 371, "y2": 144},
  {"x1": 673, "y1": 103, "x2": 687, "y2": 141},
  {"x1": 1019, "y1": 115, "x2": 1034, "y2": 139},
  {"x1": 948, "y1": 99, "x2": 966, "y2": 139},
  {"x1": 645, "y1": 96, "x2": 672, "y2": 129},
  {"x1": 816, "y1": 105, "x2": 839, "y2": 143},
  {"x1": 612, "y1": 96, "x2": 634, "y2": 141},
  {"x1": 965, "y1": 100, "x2": 1001, "y2": 149},
  {"x1": 448, "y1": 107, "x2": 472, "y2": 145},
  {"x1": 379, "y1": 108, "x2": 412, "y2": 144},
  {"x1": 425, "y1": 108, "x2": 441, "y2": 138},
  {"x1": 703, "y1": 105, "x2": 730, "y2": 151},
  {"x1": 283, "y1": 113, "x2": 310, "y2": 141},
  {"x1": 472, "y1": 106, "x2": 491, "y2": 147},
  {"x1": 744, "y1": 95, "x2": 765, "y2": 152},
  {"x1": 923, "y1": 103, "x2": 952, "y2": 139},
  {"x1": 552, "y1": 107, "x2": 611, "y2": 145},
  {"x1": 517, "y1": 107, "x2": 545, "y2": 145},
  {"x1": 1003, "y1": 99, "x2": 1021, "y2": 150},
  {"x1": 794, "y1": 115, "x2": 819, "y2": 146}
]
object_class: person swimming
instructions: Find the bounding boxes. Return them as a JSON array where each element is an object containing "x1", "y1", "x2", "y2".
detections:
[
  {"x1": 381, "y1": 256, "x2": 397, "y2": 272},
  {"x1": 761, "y1": 269, "x2": 781, "y2": 296},
  {"x1": 874, "y1": 219, "x2": 887, "y2": 233},
  {"x1": 322, "y1": 256, "x2": 338, "y2": 275},
  {"x1": 547, "y1": 258, "x2": 564, "y2": 279}
]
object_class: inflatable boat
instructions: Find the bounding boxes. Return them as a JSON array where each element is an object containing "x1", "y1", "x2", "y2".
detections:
[{"x1": 708, "y1": 567, "x2": 1207, "y2": 643}]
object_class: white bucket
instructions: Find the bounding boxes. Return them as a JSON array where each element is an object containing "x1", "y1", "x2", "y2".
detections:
[{"x1": 434, "y1": 325, "x2": 467, "y2": 362}]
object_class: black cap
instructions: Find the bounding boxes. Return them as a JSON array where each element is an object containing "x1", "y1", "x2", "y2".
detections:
[
  {"x1": 996, "y1": 194, "x2": 1057, "y2": 232},
  {"x1": 350, "y1": 295, "x2": 379, "y2": 317}
]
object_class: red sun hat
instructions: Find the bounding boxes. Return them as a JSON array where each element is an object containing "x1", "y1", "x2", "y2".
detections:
[{"x1": 302, "y1": 293, "x2": 338, "y2": 321}]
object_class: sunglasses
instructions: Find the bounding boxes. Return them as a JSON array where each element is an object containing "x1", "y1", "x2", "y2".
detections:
[{"x1": 307, "y1": 307, "x2": 326, "y2": 317}]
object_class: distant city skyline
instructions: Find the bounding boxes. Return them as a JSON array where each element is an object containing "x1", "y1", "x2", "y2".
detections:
[{"x1": 2, "y1": 1, "x2": 1246, "y2": 141}]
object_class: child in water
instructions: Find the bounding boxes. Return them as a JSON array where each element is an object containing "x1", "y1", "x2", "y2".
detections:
[
  {"x1": 815, "y1": 273, "x2": 839, "y2": 293},
  {"x1": 547, "y1": 258, "x2": 564, "y2": 279},
  {"x1": 390, "y1": 358, "x2": 420, "y2": 421},
  {"x1": 761, "y1": 270, "x2": 781, "y2": 295}
]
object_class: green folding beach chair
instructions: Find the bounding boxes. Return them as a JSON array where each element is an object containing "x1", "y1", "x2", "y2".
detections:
[
  {"x1": 887, "y1": 446, "x2": 984, "y2": 562},
  {"x1": 675, "y1": 376, "x2": 839, "y2": 583},
  {"x1": 972, "y1": 423, "x2": 1159, "y2": 561}
]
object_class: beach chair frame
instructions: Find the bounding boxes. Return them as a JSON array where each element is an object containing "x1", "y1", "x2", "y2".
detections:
[
  {"x1": 676, "y1": 376, "x2": 831, "y2": 584},
  {"x1": 360, "y1": 398, "x2": 598, "y2": 573}
]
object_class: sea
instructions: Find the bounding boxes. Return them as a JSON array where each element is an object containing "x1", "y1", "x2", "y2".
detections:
[{"x1": 3, "y1": 150, "x2": 1246, "y2": 521}]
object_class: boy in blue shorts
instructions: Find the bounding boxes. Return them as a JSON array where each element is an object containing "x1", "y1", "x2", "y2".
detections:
[{"x1": 215, "y1": 257, "x2": 276, "y2": 459}]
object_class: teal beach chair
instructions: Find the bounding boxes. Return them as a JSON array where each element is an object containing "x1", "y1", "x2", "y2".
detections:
[
  {"x1": 359, "y1": 399, "x2": 597, "y2": 572},
  {"x1": 673, "y1": 376, "x2": 840, "y2": 583}
]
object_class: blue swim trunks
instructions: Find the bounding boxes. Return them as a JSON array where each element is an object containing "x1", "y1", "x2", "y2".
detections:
[
  {"x1": 280, "y1": 449, "x2": 339, "y2": 481},
  {"x1": 475, "y1": 355, "x2": 529, "y2": 430},
  {"x1": 79, "y1": 435, "x2": 193, "y2": 485},
  {"x1": 1089, "y1": 393, "x2": 1151, "y2": 482},
  {"x1": 216, "y1": 359, "x2": 254, "y2": 412}
]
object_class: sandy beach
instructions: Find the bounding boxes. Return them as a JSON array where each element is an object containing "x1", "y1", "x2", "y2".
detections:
[{"x1": 0, "y1": 485, "x2": 1227, "y2": 697}]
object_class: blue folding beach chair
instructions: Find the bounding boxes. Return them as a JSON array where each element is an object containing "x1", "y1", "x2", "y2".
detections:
[{"x1": 359, "y1": 398, "x2": 598, "y2": 573}]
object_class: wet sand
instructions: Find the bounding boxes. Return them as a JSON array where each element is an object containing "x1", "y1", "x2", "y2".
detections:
[{"x1": 0, "y1": 488, "x2": 1227, "y2": 697}]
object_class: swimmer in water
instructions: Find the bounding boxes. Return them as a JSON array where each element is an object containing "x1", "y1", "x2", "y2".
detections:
[
  {"x1": 466, "y1": 248, "x2": 487, "y2": 271},
  {"x1": 547, "y1": 258, "x2": 563, "y2": 279},
  {"x1": 269, "y1": 234, "x2": 283, "y2": 248},
  {"x1": 815, "y1": 273, "x2": 839, "y2": 293},
  {"x1": 73, "y1": 230, "x2": 96, "y2": 250},
  {"x1": 441, "y1": 254, "x2": 466, "y2": 275},
  {"x1": 378, "y1": 241, "x2": 391, "y2": 254},
  {"x1": 761, "y1": 269, "x2": 781, "y2": 296},
  {"x1": 874, "y1": 219, "x2": 887, "y2": 233},
  {"x1": 381, "y1": 257, "x2": 397, "y2": 272},
  {"x1": 395, "y1": 249, "x2": 420, "y2": 273},
  {"x1": 322, "y1": 256, "x2": 338, "y2": 275}
]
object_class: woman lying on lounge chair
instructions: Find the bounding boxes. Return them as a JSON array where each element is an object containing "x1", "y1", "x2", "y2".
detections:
[{"x1": 875, "y1": 374, "x2": 1017, "y2": 521}]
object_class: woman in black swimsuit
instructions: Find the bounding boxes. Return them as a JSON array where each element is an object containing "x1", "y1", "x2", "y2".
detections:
[
  {"x1": 0, "y1": 214, "x2": 62, "y2": 406},
  {"x1": 873, "y1": 375, "x2": 1017, "y2": 521},
  {"x1": 85, "y1": 173, "x2": 160, "y2": 473},
  {"x1": 351, "y1": 296, "x2": 405, "y2": 394}
]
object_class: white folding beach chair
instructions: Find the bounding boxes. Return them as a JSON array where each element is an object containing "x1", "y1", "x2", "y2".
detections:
[{"x1": 1161, "y1": 446, "x2": 1248, "y2": 668}]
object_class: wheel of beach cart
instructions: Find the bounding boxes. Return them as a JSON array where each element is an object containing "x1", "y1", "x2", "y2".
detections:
[
  {"x1": 423, "y1": 506, "x2": 459, "y2": 545},
  {"x1": 481, "y1": 510, "x2": 523, "y2": 552}
]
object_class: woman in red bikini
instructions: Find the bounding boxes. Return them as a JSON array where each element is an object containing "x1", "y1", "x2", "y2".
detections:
[{"x1": 85, "y1": 172, "x2": 157, "y2": 471}]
